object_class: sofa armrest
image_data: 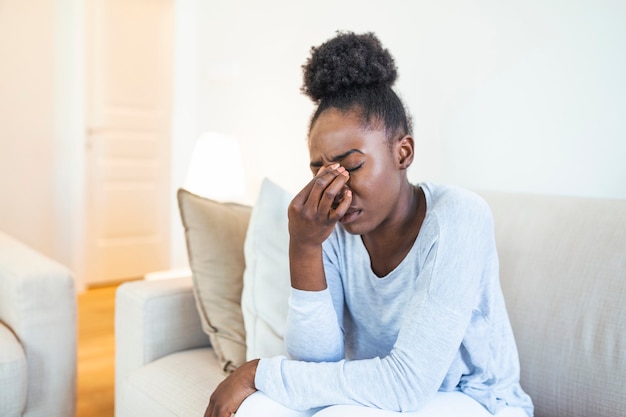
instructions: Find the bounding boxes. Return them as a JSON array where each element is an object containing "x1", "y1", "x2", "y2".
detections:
[
  {"x1": 0, "y1": 232, "x2": 76, "y2": 417},
  {"x1": 115, "y1": 277, "x2": 210, "y2": 396}
]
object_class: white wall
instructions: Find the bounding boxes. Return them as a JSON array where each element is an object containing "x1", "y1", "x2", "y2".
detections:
[
  {"x1": 0, "y1": 0, "x2": 85, "y2": 286},
  {"x1": 53, "y1": 0, "x2": 86, "y2": 288},
  {"x1": 0, "y1": 1, "x2": 56, "y2": 256},
  {"x1": 171, "y1": 0, "x2": 625, "y2": 267},
  {"x1": 1, "y1": 1, "x2": 621, "y2": 275}
]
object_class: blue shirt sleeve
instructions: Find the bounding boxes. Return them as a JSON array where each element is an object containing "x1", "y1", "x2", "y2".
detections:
[{"x1": 285, "y1": 287, "x2": 344, "y2": 362}]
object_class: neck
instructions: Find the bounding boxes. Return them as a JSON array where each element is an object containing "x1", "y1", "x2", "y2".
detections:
[{"x1": 361, "y1": 182, "x2": 425, "y2": 276}]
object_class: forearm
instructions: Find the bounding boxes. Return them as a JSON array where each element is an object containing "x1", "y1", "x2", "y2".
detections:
[
  {"x1": 287, "y1": 162, "x2": 351, "y2": 292},
  {"x1": 255, "y1": 354, "x2": 436, "y2": 412},
  {"x1": 289, "y1": 243, "x2": 327, "y2": 291},
  {"x1": 287, "y1": 241, "x2": 344, "y2": 360},
  {"x1": 258, "y1": 296, "x2": 467, "y2": 412}
]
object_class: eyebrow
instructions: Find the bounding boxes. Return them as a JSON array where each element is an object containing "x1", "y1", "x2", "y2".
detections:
[{"x1": 310, "y1": 149, "x2": 364, "y2": 168}]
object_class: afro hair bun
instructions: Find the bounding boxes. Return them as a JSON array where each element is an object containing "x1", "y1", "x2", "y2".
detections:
[{"x1": 302, "y1": 31, "x2": 398, "y2": 103}]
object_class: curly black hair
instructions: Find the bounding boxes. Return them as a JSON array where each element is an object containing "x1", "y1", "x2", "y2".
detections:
[{"x1": 302, "y1": 31, "x2": 413, "y2": 139}]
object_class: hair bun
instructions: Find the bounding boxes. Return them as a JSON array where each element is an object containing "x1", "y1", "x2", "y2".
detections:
[{"x1": 302, "y1": 31, "x2": 398, "y2": 103}]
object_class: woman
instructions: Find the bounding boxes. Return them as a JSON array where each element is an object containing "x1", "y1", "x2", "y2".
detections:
[{"x1": 205, "y1": 31, "x2": 533, "y2": 417}]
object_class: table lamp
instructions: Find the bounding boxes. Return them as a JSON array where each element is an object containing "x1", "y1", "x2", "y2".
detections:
[{"x1": 183, "y1": 131, "x2": 245, "y2": 202}]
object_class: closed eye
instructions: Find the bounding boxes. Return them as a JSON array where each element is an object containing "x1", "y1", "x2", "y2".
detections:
[{"x1": 346, "y1": 163, "x2": 364, "y2": 173}]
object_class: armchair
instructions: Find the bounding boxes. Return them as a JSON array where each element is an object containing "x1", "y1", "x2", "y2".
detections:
[{"x1": 0, "y1": 232, "x2": 77, "y2": 417}]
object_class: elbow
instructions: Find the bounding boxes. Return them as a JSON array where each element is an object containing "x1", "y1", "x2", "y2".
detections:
[
  {"x1": 382, "y1": 385, "x2": 436, "y2": 413},
  {"x1": 377, "y1": 355, "x2": 441, "y2": 412},
  {"x1": 285, "y1": 323, "x2": 344, "y2": 362},
  {"x1": 394, "y1": 391, "x2": 435, "y2": 413},
  {"x1": 286, "y1": 340, "x2": 344, "y2": 362}
]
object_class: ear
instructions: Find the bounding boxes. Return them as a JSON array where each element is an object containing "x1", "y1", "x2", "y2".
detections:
[{"x1": 395, "y1": 135, "x2": 415, "y2": 170}]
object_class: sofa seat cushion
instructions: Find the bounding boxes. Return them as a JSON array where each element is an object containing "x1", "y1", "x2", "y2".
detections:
[
  {"x1": 0, "y1": 323, "x2": 27, "y2": 417},
  {"x1": 118, "y1": 348, "x2": 226, "y2": 417}
]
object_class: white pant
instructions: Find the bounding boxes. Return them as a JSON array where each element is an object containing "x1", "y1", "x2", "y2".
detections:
[{"x1": 235, "y1": 391, "x2": 527, "y2": 417}]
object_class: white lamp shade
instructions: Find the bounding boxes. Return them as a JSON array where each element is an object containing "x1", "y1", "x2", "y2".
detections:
[{"x1": 184, "y1": 132, "x2": 245, "y2": 201}]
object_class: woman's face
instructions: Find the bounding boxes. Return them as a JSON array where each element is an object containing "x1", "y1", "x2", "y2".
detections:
[{"x1": 308, "y1": 108, "x2": 407, "y2": 236}]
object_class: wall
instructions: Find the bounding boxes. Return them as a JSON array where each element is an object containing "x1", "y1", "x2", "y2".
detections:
[
  {"x1": 0, "y1": 1, "x2": 58, "y2": 257},
  {"x1": 0, "y1": 0, "x2": 85, "y2": 286},
  {"x1": 1, "y1": 2, "x2": 621, "y2": 272},
  {"x1": 54, "y1": 0, "x2": 86, "y2": 287},
  {"x1": 175, "y1": 1, "x2": 624, "y2": 267},
  {"x1": 436, "y1": 1, "x2": 626, "y2": 198}
]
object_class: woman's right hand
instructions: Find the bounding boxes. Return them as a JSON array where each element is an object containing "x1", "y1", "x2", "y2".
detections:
[
  {"x1": 287, "y1": 164, "x2": 352, "y2": 291},
  {"x1": 288, "y1": 163, "x2": 352, "y2": 248}
]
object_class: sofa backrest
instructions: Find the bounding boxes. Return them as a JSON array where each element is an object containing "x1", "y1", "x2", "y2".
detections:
[{"x1": 479, "y1": 192, "x2": 626, "y2": 417}]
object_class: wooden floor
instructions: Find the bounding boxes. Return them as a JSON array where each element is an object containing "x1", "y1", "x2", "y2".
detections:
[{"x1": 77, "y1": 284, "x2": 119, "y2": 417}]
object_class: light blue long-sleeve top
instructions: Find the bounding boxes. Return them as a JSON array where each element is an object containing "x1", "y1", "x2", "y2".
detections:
[{"x1": 255, "y1": 183, "x2": 534, "y2": 416}]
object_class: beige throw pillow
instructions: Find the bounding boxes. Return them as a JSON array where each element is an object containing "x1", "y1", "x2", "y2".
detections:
[{"x1": 177, "y1": 188, "x2": 251, "y2": 373}]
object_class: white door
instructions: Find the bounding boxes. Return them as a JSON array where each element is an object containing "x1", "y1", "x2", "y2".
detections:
[{"x1": 84, "y1": 0, "x2": 173, "y2": 285}]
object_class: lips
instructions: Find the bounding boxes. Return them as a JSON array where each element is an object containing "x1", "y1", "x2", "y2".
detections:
[{"x1": 339, "y1": 207, "x2": 361, "y2": 224}]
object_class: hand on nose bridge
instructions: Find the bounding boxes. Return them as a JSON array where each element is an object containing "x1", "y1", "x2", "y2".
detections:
[{"x1": 331, "y1": 183, "x2": 350, "y2": 208}]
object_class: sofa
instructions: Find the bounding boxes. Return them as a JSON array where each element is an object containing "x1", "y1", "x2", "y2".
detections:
[
  {"x1": 0, "y1": 232, "x2": 77, "y2": 417},
  {"x1": 115, "y1": 182, "x2": 626, "y2": 417}
]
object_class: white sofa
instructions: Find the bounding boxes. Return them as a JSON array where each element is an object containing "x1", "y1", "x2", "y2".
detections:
[
  {"x1": 115, "y1": 190, "x2": 626, "y2": 417},
  {"x1": 0, "y1": 232, "x2": 77, "y2": 417}
]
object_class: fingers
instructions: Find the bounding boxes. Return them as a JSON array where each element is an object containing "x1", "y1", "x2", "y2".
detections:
[
  {"x1": 204, "y1": 360, "x2": 258, "y2": 417},
  {"x1": 331, "y1": 189, "x2": 352, "y2": 220},
  {"x1": 204, "y1": 400, "x2": 228, "y2": 417},
  {"x1": 314, "y1": 166, "x2": 349, "y2": 217},
  {"x1": 292, "y1": 163, "x2": 341, "y2": 205},
  {"x1": 293, "y1": 163, "x2": 350, "y2": 221}
]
